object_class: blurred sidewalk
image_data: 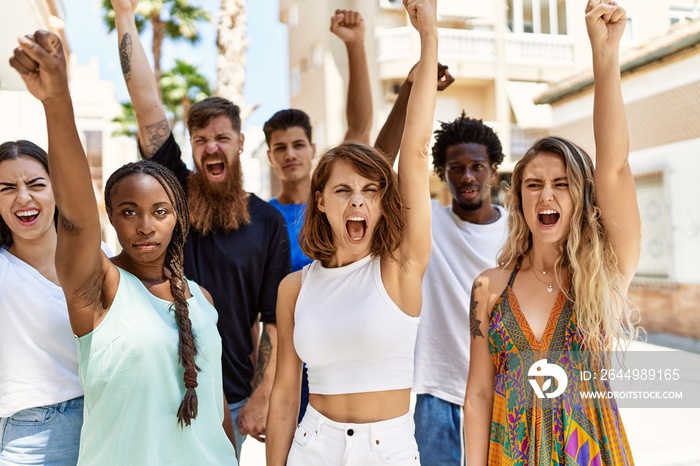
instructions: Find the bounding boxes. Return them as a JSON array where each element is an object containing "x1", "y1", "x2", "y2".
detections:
[{"x1": 238, "y1": 340, "x2": 700, "y2": 466}]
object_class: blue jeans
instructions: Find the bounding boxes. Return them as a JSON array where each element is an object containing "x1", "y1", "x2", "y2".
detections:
[
  {"x1": 228, "y1": 398, "x2": 248, "y2": 460},
  {"x1": 413, "y1": 394, "x2": 464, "y2": 466},
  {"x1": 0, "y1": 396, "x2": 83, "y2": 466}
]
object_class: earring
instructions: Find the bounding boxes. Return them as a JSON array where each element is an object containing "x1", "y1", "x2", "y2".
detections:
[{"x1": 239, "y1": 149, "x2": 243, "y2": 154}]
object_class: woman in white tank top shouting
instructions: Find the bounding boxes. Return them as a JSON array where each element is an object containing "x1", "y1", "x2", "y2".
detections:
[{"x1": 266, "y1": 1, "x2": 437, "y2": 465}]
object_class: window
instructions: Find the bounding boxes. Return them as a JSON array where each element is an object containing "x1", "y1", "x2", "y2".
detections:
[
  {"x1": 84, "y1": 131, "x2": 102, "y2": 189},
  {"x1": 669, "y1": 5, "x2": 700, "y2": 25},
  {"x1": 507, "y1": 0, "x2": 567, "y2": 35},
  {"x1": 635, "y1": 172, "x2": 672, "y2": 280},
  {"x1": 290, "y1": 67, "x2": 300, "y2": 97}
]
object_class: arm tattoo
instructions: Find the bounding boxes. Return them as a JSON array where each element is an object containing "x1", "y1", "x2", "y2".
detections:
[
  {"x1": 470, "y1": 280, "x2": 485, "y2": 339},
  {"x1": 143, "y1": 119, "x2": 170, "y2": 156},
  {"x1": 252, "y1": 326, "x2": 272, "y2": 389},
  {"x1": 119, "y1": 33, "x2": 133, "y2": 82}
]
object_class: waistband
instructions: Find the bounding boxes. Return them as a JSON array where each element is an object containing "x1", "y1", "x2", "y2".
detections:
[{"x1": 301, "y1": 404, "x2": 414, "y2": 443}]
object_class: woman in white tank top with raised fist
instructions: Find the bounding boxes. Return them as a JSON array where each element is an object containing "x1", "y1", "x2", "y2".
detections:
[{"x1": 266, "y1": 1, "x2": 438, "y2": 465}]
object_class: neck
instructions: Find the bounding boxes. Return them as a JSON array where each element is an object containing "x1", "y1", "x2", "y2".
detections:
[
  {"x1": 8, "y1": 227, "x2": 58, "y2": 273},
  {"x1": 112, "y1": 252, "x2": 168, "y2": 284},
  {"x1": 277, "y1": 178, "x2": 310, "y2": 205},
  {"x1": 527, "y1": 244, "x2": 562, "y2": 272}
]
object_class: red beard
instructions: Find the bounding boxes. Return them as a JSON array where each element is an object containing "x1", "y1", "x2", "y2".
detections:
[{"x1": 186, "y1": 158, "x2": 251, "y2": 235}]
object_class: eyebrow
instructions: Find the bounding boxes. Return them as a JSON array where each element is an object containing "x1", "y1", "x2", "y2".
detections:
[
  {"x1": 523, "y1": 176, "x2": 568, "y2": 183},
  {"x1": 0, "y1": 177, "x2": 46, "y2": 187},
  {"x1": 116, "y1": 201, "x2": 172, "y2": 208}
]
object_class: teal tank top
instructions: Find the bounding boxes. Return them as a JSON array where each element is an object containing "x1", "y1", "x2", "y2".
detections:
[{"x1": 76, "y1": 267, "x2": 236, "y2": 465}]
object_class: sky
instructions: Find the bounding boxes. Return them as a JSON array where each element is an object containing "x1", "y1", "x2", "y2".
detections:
[{"x1": 62, "y1": 0, "x2": 290, "y2": 129}]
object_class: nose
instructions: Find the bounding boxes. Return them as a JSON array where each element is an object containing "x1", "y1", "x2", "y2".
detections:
[
  {"x1": 16, "y1": 186, "x2": 32, "y2": 204},
  {"x1": 540, "y1": 185, "x2": 554, "y2": 202},
  {"x1": 350, "y1": 192, "x2": 364, "y2": 208},
  {"x1": 283, "y1": 147, "x2": 295, "y2": 161},
  {"x1": 137, "y1": 216, "x2": 155, "y2": 236},
  {"x1": 205, "y1": 140, "x2": 218, "y2": 154},
  {"x1": 461, "y1": 167, "x2": 476, "y2": 182}
]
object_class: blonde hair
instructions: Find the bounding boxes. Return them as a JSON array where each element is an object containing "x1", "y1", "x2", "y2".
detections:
[{"x1": 499, "y1": 137, "x2": 639, "y2": 354}]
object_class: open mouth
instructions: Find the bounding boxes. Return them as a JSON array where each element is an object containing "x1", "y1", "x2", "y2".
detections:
[
  {"x1": 15, "y1": 209, "x2": 39, "y2": 224},
  {"x1": 205, "y1": 160, "x2": 226, "y2": 179},
  {"x1": 346, "y1": 216, "x2": 367, "y2": 242},
  {"x1": 459, "y1": 186, "x2": 479, "y2": 199},
  {"x1": 538, "y1": 209, "x2": 560, "y2": 227}
]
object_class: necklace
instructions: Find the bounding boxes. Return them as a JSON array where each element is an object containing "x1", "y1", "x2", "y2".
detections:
[{"x1": 529, "y1": 259, "x2": 554, "y2": 293}]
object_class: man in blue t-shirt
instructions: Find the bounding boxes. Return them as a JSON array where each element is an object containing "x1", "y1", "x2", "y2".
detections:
[{"x1": 262, "y1": 8, "x2": 374, "y2": 423}]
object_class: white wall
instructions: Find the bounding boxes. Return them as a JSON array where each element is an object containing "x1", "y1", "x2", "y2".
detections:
[{"x1": 630, "y1": 138, "x2": 700, "y2": 283}]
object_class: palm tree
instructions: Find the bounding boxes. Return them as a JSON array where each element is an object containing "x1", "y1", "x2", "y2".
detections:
[
  {"x1": 217, "y1": 0, "x2": 247, "y2": 105},
  {"x1": 101, "y1": 0, "x2": 210, "y2": 84},
  {"x1": 160, "y1": 59, "x2": 212, "y2": 126}
]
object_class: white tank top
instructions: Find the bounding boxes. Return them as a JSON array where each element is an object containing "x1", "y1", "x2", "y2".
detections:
[
  {"x1": 293, "y1": 254, "x2": 419, "y2": 395},
  {"x1": 0, "y1": 247, "x2": 83, "y2": 417}
]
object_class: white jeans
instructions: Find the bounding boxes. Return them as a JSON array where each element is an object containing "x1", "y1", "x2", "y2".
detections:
[{"x1": 287, "y1": 404, "x2": 420, "y2": 466}]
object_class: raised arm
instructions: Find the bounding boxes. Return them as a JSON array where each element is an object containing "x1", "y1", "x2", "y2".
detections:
[
  {"x1": 375, "y1": 62, "x2": 453, "y2": 165},
  {"x1": 266, "y1": 273, "x2": 303, "y2": 466},
  {"x1": 585, "y1": 0, "x2": 640, "y2": 284},
  {"x1": 396, "y1": 0, "x2": 438, "y2": 267},
  {"x1": 112, "y1": 0, "x2": 170, "y2": 157},
  {"x1": 10, "y1": 31, "x2": 112, "y2": 336},
  {"x1": 330, "y1": 9, "x2": 373, "y2": 144}
]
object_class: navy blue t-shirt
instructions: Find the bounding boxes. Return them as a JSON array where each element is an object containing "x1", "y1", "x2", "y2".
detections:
[{"x1": 151, "y1": 133, "x2": 291, "y2": 403}]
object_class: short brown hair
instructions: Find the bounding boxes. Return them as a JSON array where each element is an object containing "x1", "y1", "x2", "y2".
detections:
[
  {"x1": 186, "y1": 97, "x2": 241, "y2": 134},
  {"x1": 300, "y1": 142, "x2": 404, "y2": 262}
]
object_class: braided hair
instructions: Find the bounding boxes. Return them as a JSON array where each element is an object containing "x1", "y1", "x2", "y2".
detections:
[{"x1": 104, "y1": 161, "x2": 199, "y2": 427}]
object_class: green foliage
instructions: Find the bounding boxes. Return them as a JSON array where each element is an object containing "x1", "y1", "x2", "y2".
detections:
[
  {"x1": 100, "y1": 0, "x2": 210, "y2": 41},
  {"x1": 112, "y1": 61, "x2": 212, "y2": 138},
  {"x1": 111, "y1": 101, "x2": 138, "y2": 138}
]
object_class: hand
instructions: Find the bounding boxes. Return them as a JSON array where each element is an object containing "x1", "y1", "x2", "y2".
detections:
[
  {"x1": 330, "y1": 9, "x2": 365, "y2": 44},
  {"x1": 585, "y1": 0, "x2": 627, "y2": 49},
  {"x1": 407, "y1": 62, "x2": 455, "y2": 91},
  {"x1": 110, "y1": 0, "x2": 138, "y2": 17},
  {"x1": 9, "y1": 30, "x2": 68, "y2": 103},
  {"x1": 237, "y1": 389, "x2": 268, "y2": 442},
  {"x1": 404, "y1": 0, "x2": 437, "y2": 35}
]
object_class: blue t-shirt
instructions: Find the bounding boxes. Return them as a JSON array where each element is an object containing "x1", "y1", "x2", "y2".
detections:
[{"x1": 269, "y1": 198, "x2": 312, "y2": 272}]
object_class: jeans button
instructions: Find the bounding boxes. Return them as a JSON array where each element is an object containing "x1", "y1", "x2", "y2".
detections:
[{"x1": 347, "y1": 429, "x2": 354, "y2": 436}]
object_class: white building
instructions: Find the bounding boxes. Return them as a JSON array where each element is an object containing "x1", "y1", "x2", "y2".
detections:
[
  {"x1": 537, "y1": 19, "x2": 700, "y2": 339},
  {"x1": 278, "y1": 0, "x2": 700, "y2": 166}
]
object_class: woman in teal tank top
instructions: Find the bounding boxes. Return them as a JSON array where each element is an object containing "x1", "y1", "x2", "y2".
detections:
[{"x1": 12, "y1": 31, "x2": 236, "y2": 465}]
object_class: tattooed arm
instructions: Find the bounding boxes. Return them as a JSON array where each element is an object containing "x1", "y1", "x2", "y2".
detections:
[
  {"x1": 111, "y1": 0, "x2": 170, "y2": 157},
  {"x1": 464, "y1": 272, "x2": 500, "y2": 464},
  {"x1": 237, "y1": 322, "x2": 277, "y2": 442}
]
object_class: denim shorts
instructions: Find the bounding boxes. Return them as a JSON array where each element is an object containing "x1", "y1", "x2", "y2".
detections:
[
  {"x1": 287, "y1": 404, "x2": 420, "y2": 465},
  {"x1": 0, "y1": 396, "x2": 83, "y2": 466}
]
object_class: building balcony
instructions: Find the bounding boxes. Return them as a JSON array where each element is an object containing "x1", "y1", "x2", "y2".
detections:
[{"x1": 376, "y1": 27, "x2": 574, "y2": 80}]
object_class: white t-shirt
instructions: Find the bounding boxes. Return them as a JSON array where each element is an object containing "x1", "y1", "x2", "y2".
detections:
[
  {"x1": 0, "y1": 245, "x2": 110, "y2": 417},
  {"x1": 413, "y1": 200, "x2": 508, "y2": 405}
]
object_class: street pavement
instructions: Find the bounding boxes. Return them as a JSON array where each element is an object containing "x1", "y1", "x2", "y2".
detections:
[{"x1": 238, "y1": 340, "x2": 700, "y2": 466}]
